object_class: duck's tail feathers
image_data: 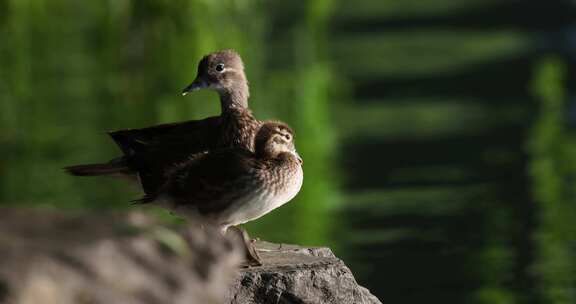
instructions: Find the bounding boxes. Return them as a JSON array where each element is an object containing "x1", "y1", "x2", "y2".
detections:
[{"x1": 64, "y1": 162, "x2": 131, "y2": 177}]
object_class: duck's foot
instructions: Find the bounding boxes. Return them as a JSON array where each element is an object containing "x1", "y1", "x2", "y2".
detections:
[{"x1": 227, "y1": 226, "x2": 262, "y2": 267}]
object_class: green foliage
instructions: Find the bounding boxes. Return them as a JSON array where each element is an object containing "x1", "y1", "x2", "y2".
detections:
[
  {"x1": 0, "y1": 0, "x2": 339, "y2": 246},
  {"x1": 244, "y1": 1, "x2": 340, "y2": 247},
  {"x1": 529, "y1": 56, "x2": 576, "y2": 304}
]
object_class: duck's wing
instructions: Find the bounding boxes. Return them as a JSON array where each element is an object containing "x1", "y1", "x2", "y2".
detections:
[
  {"x1": 162, "y1": 149, "x2": 264, "y2": 215},
  {"x1": 108, "y1": 116, "x2": 221, "y2": 156},
  {"x1": 108, "y1": 116, "x2": 223, "y2": 193}
]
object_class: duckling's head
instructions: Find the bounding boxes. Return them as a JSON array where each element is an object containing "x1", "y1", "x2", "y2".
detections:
[
  {"x1": 255, "y1": 122, "x2": 302, "y2": 164},
  {"x1": 182, "y1": 49, "x2": 247, "y2": 96}
]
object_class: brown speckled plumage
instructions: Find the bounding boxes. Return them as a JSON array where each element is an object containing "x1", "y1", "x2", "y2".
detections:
[{"x1": 137, "y1": 121, "x2": 303, "y2": 232}]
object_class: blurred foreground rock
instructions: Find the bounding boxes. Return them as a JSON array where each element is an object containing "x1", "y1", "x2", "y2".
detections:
[
  {"x1": 0, "y1": 208, "x2": 243, "y2": 304},
  {"x1": 0, "y1": 208, "x2": 380, "y2": 304}
]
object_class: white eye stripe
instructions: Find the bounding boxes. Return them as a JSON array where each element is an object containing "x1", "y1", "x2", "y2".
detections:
[
  {"x1": 224, "y1": 67, "x2": 240, "y2": 73},
  {"x1": 214, "y1": 63, "x2": 240, "y2": 74}
]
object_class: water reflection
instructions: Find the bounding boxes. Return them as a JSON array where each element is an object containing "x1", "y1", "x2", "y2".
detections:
[{"x1": 332, "y1": 1, "x2": 576, "y2": 303}]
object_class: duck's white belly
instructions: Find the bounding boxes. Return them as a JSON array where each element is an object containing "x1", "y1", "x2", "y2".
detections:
[{"x1": 223, "y1": 166, "x2": 303, "y2": 226}]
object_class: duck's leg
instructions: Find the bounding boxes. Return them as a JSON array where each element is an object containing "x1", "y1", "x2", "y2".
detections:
[
  {"x1": 255, "y1": 242, "x2": 285, "y2": 252},
  {"x1": 227, "y1": 226, "x2": 262, "y2": 267}
]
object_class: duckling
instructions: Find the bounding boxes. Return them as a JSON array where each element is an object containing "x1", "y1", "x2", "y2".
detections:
[{"x1": 136, "y1": 121, "x2": 303, "y2": 265}]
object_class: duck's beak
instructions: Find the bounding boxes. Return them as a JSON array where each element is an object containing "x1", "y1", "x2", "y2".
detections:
[{"x1": 182, "y1": 77, "x2": 208, "y2": 96}]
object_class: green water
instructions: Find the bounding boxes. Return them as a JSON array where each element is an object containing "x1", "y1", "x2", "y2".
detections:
[{"x1": 1, "y1": 0, "x2": 575, "y2": 303}]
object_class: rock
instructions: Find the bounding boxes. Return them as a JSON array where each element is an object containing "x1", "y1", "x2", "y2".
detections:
[
  {"x1": 0, "y1": 208, "x2": 380, "y2": 304},
  {"x1": 230, "y1": 242, "x2": 381, "y2": 304},
  {"x1": 0, "y1": 208, "x2": 242, "y2": 304}
]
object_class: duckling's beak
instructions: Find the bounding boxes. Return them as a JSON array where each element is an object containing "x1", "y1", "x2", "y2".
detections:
[
  {"x1": 294, "y1": 152, "x2": 303, "y2": 165},
  {"x1": 182, "y1": 78, "x2": 208, "y2": 96}
]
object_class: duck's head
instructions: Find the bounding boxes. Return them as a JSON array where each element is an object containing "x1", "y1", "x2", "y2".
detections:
[
  {"x1": 255, "y1": 121, "x2": 302, "y2": 164},
  {"x1": 182, "y1": 49, "x2": 247, "y2": 96}
]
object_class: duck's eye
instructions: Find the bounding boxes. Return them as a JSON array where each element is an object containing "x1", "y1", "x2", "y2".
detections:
[
  {"x1": 284, "y1": 134, "x2": 291, "y2": 141},
  {"x1": 215, "y1": 63, "x2": 225, "y2": 72}
]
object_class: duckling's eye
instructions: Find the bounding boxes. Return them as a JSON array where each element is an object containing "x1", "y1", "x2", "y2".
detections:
[
  {"x1": 284, "y1": 134, "x2": 291, "y2": 141},
  {"x1": 215, "y1": 63, "x2": 225, "y2": 72}
]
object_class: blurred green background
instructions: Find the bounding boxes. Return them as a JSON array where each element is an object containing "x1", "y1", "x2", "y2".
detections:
[{"x1": 1, "y1": 0, "x2": 576, "y2": 303}]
